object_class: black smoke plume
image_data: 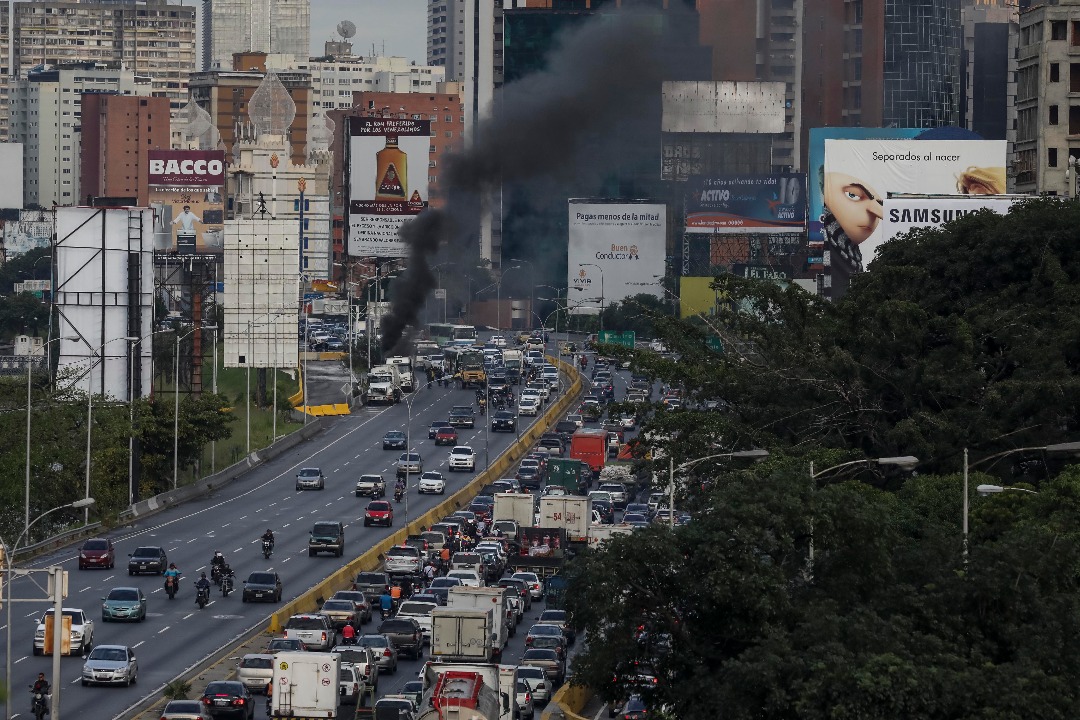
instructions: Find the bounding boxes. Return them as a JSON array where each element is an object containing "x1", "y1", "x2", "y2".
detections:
[{"x1": 379, "y1": 7, "x2": 696, "y2": 352}]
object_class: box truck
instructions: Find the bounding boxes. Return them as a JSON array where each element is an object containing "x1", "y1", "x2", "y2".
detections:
[
  {"x1": 448, "y1": 587, "x2": 513, "y2": 659},
  {"x1": 430, "y1": 608, "x2": 496, "y2": 663},
  {"x1": 270, "y1": 651, "x2": 341, "y2": 718},
  {"x1": 492, "y1": 493, "x2": 534, "y2": 528},
  {"x1": 539, "y1": 496, "x2": 591, "y2": 543}
]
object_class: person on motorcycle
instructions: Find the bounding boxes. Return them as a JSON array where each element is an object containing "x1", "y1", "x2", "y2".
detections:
[
  {"x1": 210, "y1": 551, "x2": 226, "y2": 570},
  {"x1": 195, "y1": 572, "x2": 211, "y2": 595},
  {"x1": 32, "y1": 673, "x2": 49, "y2": 696},
  {"x1": 164, "y1": 563, "x2": 181, "y2": 580},
  {"x1": 341, "y1": 621, "x2": 356, "y2": 644},
  {"x1": 261, "y1": 529, "x2": 275, "y2": 551},
  {"x1": 379, "y1": 590, "x2": 393, "y2": 619}
]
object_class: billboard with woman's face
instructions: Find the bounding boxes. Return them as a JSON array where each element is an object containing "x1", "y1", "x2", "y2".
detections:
[{"x1": 821, "y1": 139, "x2": 1006, "y2": 268}]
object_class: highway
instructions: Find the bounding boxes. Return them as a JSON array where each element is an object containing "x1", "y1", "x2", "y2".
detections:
[{"x1": 0, "y1": 364, "x2": 562, "y2": 720}]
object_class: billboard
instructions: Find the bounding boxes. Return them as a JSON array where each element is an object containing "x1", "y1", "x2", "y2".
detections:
[
  {"x1": 567, "y1": 200, "x2": 666, "y2": 313},
  {"x1": 881, "y1": 195, "x2": 1027, "y2": 244},
  {"x1": 346, "y1": 117, "x2": 430, "y2": 258},
  {"x1": 147, "y1": 150, "x2": 226, "y2": 254},
  {"x1": 662, "y1": 81, "x2": 786, "y2": 134},
  {"x1": 679, "y1": 276, "x2": 720, "y2": 318},
  {"x1": 685, "y1": 174, "x2": 806, "y2": 234},
  {"x1": 0, "y1": 143, "x2": 23, "y2": 209},
  {"x1": 822, "y1": 139, "x2": 1006, "y2": 266}
]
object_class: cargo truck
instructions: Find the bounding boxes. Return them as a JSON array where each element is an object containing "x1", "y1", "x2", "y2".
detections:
[
  {"x1": 492, "y1": 493, "x2": 534, "y2": 528},
  {"x1": 570, "y1": 428, "x2": 607, "y2": 479},
  {"x1": 417, "y1": 666, "x2": 512, "y2": 720},
  {"x1": 447, "y1": 587, "x2": 513, "y2": 659},
  {"x1": 430, "y1": 607, "x2": 496, "y2": 663},
  {"x1": 386, "y1": 356, "x2": 416, "y2": 392},
  {"x1": 510, "y1": 526, "x2": 568, "y2": 579},
  {"x1": 545, "y1": 458, "x2": 591, "y2": 495},
  {"x1": 501, "y1": 349, "x2": 524, "y2": 384},
  {"x1": 270, "y1": 651, "x2": 342, "y2": 719},
  {"x1": 539, "y1": 496, "x2": 591, "y2": 544},
  {"x1": 587, "y1": 524, "x2": 634, "y2": 548}
]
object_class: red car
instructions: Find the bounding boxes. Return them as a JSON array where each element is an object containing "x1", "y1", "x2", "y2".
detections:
[
  {"x1": 363, "y1": 500, "x2": 394, "y2": 527},
  {"x1": 434, "y1": 427, "x2": 459, "y2": 446},
  {"x1": 78, "y1": 537, "x2": 115, "y2": 570}
]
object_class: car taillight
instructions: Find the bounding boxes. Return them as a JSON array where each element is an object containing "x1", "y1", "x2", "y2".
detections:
[
  {"x1": 321, "y1": 632, "x2": 327, "y2": 642},
  {"x1": 234, "y1": 698, "x2": 246, "y2": 706},
  {"x1": 383, "y1": 648, "x2": 392, "y2": 657},
  {"x1": 526, "y1": 637, "x2": 533, "y2": 645},
  {"x1": 201, "y1": 697, "x2": 211, "y2": 705}
]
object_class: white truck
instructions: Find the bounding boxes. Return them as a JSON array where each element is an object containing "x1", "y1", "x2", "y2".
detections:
[
  {"x1": 587, "y1": 523, "x2": 634, "y2": 548},
  {"x1": 430, "y1": 607, "x2": 496, "y2": 663},
  {"x1": 447, "y1": 587, "x2": 512, "y2": 660},
  {"x1": 365, "y1": 381, "x2": 400, "y2": 405},
  {"x1": 417, "y1": 666, "x2": 511, "y2": 720},
  {"x1": 501, "y1": 349, "x2": 524, "y2": 384},
  {"x1": 270, "y1": 651, "x2": 341, "y2": 719},
  {"x1": 386, "y1": 356, "x2": 416, "y2": 392},
  {"x1": 539, "y1": 495, "x2": 592, "y2": 544},
  {"x1": 369, "y1": 364, "x2": 402, "y2": 393},
  {"x1": 492, "y1": 493, "x2": 534, "y2": 528}
]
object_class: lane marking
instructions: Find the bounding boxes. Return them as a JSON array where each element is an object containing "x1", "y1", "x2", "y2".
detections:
[{"x1": 158, "y1": 626, "x2": 171, "y2": 634}]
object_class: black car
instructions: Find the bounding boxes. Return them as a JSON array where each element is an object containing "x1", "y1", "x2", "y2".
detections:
[
  {"x1": 127, "y1": 546, "x2": 167, "y2": 576},
  {"x1": 554, "y1": 421, "x2": 579, "y2": 444},
  {"x1": 378, "y1": 618, "x2": 425, "y2": 660},
  {"x1": 382, "y1": 430, "x2": 407, "y2": 450},
  {"x1": 592, "y1": 499, "x2": 615, "y2": 524},
  {"x1": 491, "y1": 410, "x2": 516, "y2": 432},
  {"x1": 199, "y1": 680, "x2": 254, "y2": 720},
  {"x1": 429, "y1": 420, "x2": 452, "y2": 439},
  {"x1": 498, "y1": 577, "x2": 533, "y2": 611},
  {"x1": 516, "y1": 465, "x2": 542, "y2": 490},
  {"x1": 353, "y1": 571, "x2": 392, "y2": 603},
  {"x1": 242, "y1": 571, "x2": 282, "y2": 603},
  {"x1": 448, "y1": 406, "x2": 476, "y2": 428}
]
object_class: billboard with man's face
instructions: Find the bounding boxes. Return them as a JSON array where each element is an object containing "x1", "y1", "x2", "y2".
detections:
[
  {"x1": 822, "y1": 139, "x2": 1006, "y2": 267},
  {"x1": 147, "y1": 150, "x2": 226, "y2": 254}
]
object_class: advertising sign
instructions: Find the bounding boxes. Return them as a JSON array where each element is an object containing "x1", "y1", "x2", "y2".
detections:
[
  {"x1": 567, "y1": 200, "x2": 666, "y2": 313},
  {"x1": 685, "y1": 174, "x2": 806, "y2": 234},
  {"x1": 516, "y1": 527, "x2": 566, "y2": 560},
  {"x1": 881, "y1": 195, "x2": 1026, "y2": 244},
  {"x1": 679, "y1": 276, "x2": 721, "y2": 318},
  {"x1": 346, "y1": 117, "x2": 431, "y2": 258},
  {"x1": 822, "y1": 139, "x2": 1006, "y2": 266},
  {"x1": 147, "y1": 150, "x2": 226, "y2": 254}
]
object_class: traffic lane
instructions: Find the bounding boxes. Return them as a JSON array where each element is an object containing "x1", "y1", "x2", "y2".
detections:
[{"x1": 1, "y1": 387, "x2": 555, "y2": 718}]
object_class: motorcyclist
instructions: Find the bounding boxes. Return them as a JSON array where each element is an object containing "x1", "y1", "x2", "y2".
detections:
[
  {"x1": 32, "y1": 673, "x2": 50, "y2": 696},
  {"x1": 379, "y1": 590, "x2": 393, "y2": 619},
  {"x1": 394, "y1": 478, "x2": 406, "y2": 500},
  {"x1": 341, "y1": 621, "x2": 357, "y2": 644},
  {"x1": 261, "y1": 529, "x2": 275, "y2": 551},
  {"x1": 195, "y1": 572, "x2": 211, "y2": 598},
  {"x1": 164, "y1": 563, "x2": 181, "y2": 594},
  {"x1": 210, "y1": 551, "x2": 226, "y2": 583}
]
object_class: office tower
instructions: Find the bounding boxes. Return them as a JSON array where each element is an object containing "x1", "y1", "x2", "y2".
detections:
[
  {"x1": 883, "y1": 0, "x2": 962, "y2": 128},
  {"x1": 80, "y1": 94, "x2": 172, "y2": 205},
  {"x1": 201, "y1": 0, "x2": 310, "y2": 71},
  {"x1": 960, "y1": 0, "x2": 1019, "y2": 145}
]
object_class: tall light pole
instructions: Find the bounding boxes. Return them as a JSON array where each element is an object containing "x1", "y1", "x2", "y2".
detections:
[
  {"x1": 579, "y1": 263, "x2": 605, "y2": 332},
  {"x1": 434, "y1": 262, "x2": 456, "y2": 324},
  {"x1": 668, "y1": 449, "x2": 770, "y2": 526},
  {"x1": 174, "y1": 325, "x2": 215, "y2": 489},
  {"x1": 808, "y1": 456, "x2": 920, "y2": 574},
  {"x1": 24, "y1": 336, "x2": 77, "y2": 537},
  {"x1": 505, "y1": 258, "x2": 533, "y2": 329},
  {"x1": 402, "y1": 378, "x2": 437, "y2": 528}
]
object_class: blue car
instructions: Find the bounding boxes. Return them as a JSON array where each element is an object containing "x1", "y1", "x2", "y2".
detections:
[{"x1": 101, "y1": 587, "x2": 147, "y2": 622}]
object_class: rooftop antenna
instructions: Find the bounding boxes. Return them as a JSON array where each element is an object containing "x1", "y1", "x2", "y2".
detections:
[{"x1": 336, "y1": 20, "x2": 356, "y2": 41}]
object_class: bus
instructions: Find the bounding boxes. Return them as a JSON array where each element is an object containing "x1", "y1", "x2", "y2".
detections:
[
  {"x1": 442, "y1": 346, "x2": 487, "y2": 387},
  {"x1": 427, "y1": 323, "x2": 477, "y2": 348}
]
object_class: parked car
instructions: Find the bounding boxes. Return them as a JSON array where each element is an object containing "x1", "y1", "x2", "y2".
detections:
[
  {"x1": 236, "y1": 654, "x2": 273, "y2": 694},
  {"x1": 81, "y1": 644, "x2": 137, "y2": 686},
  {"x1": 241, "y1": 571, "x2": 282, "y2": 603},
  {"x1": 521, "y1": 648, "x2": 565, "y2": 687},
  {"x1": 198, "y1": 680, "x2": 255, "y2": 720},
  {"x1": 78, "y1": 537, "x2": 115, "y2": 570},
  {"x1": 295, "y1": 467, "x2": 326, "y2": 491},
  {"x1": 516, "y1": 665, "x2": 551, "y2": 706},
  {"x1": 127, "y1": 546, "x2": 167, "y2": 576},
  {"x1": 101, "y1": 587, "x2": 147, "y2": 622},
  {"x1": 516, "y1": 678, "x2": 536, "y2": 719},
  {"x1": 339, "y1": 663, "x2": 365, "y2": 706},
  {"x1": 34, "y1": 608, "x2": 93, "y2": 656},
  {"x1": 364, "y1": 500, "x2": 394, "y2": 527}
]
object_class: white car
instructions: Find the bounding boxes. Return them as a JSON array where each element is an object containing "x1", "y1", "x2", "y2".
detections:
[
  {"x1": 619, "y1": 414, "x2": 636, "y2": 429},
  {"x1": 491, "y1": 335, "x2": 507, "y2": 348},
  {"x1": 566, "y1": 414, "x2": 584, "y2": 428},
  {"x1": 395, "y1": 600, "x2": 438, "y2": 644},
  {"x1": 418, "y1": 471, "x2": 446, "y2": 494},
  {"x1": 521, "y1": 388, "x2": 544, "y2": 405},
  {"x1": 518, "y1": 397, "x2": 540, "y2": 416},
  {"x1": 526, "y1": 381, "x2": 550, "y2": 401},
  {"x1": 446, "y1": 569, "x2": 483, "y2": 588},
  {"x1": 35, "y1": 608, "x2": 93, "y2": 656},
  {"x1": 526, "y1": 350, "x2": 545, "y2": 367},
  {"x1": 448, "y1": 446, "x2": 476, "y2": 472}
]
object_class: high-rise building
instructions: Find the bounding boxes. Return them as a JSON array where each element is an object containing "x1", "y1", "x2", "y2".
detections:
[
  {"x1": 960, "y1": 1, "x2": 1018, "y2": 147},
  {"x1": 79, "y1": 93, "x2": 172, "y2": 205},
  {"x1": 883, "y1": 0, "x2": 962, "y2": 128},
  {"x1": 1015, "y1": 0, "x2": 1080, "y2": 195},
  {"x1": 201, "y1": 0, "x2": 310, "y2": 71},
  {"x1": 0, "y1": 0, "x2": 196, "y2": 140},
  {"x1": 10, "y1": 62, "x2": 153, "y2": 206}
]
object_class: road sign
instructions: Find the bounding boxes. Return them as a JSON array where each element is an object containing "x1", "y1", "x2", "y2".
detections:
[
  {"x1": 597, "y1": 330, "x2": 635, "y2": 348},
  {"x1": 434, "y1": 288, "x2": 447, "y2": 300},
  {"x1": 706, "y1": 336, "x2": 723, "y2": 353}
]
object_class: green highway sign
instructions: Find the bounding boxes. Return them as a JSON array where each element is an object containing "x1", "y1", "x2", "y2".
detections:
[
  {"x1": 598, "y1": 330, "x2": 636, "y2": 348},
  {"x1": 706, "y1": 336, "x2": 724, "y2": 353}
]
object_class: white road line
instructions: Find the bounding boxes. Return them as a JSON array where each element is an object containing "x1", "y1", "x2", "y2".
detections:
[
  {"x1": 221, "y1": 523, "x2": 231, "y2": 528},
  {"x1": 150, "y1": 587, "x2": 163, "y2": 594},
  {"x1": 158, "y1": 626, "x2": 171, "y2": 633},
  {"x1": 70, "y1": 678, "x2": 80, "y2": 685},
  {"x1": 183, "y1": 613, "x2": 194, "y2": 620},
  {"x1": 133, "y1": 641, "x2": 145, "y2": 648},
  {"x1": 186, "y1": 538, "x2": 198, "y2": 544},
  {"x1": 79, "y1": 586, "x2": 91, "y2": 592},
  {"x1": 233, "y1": 547, "x2": 243, "y2": 553},
  {"x1": 14, "y1": 656, "x2": 26, "y2": 664},
  {"x1": 238, "y1": 516, "x2": 248, "y2": 521}
]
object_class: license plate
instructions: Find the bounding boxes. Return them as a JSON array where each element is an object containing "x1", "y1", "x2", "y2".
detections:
[
  {"x1": 214, "y1": 699, "x2": 230, "y2": 706},
  {"x1": 137, "y1": 564, "x2": 147, "y2": 569}
]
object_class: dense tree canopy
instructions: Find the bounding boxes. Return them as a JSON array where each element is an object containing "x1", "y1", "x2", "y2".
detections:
[{"x1": 570, "y1": 198, "x2": 1080, "y2": 717}]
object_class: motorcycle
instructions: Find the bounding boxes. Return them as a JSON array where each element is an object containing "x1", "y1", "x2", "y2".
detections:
[
  {"x1": 164, "y1": 575, "x2": 179, "y2": 600},
  {"x1": 393, "y1": 486, "x2": 405, "y2": 503},
  {"x1": 195, "y1": 584, "x2": 210, "y2": 609},
  {"x1": 262, "y1": 539, "x2": 273, "y2": 559},
  {"x1": 211, "y1": 564, "x2": 224, "y2": 587},
  {"x1": 29, "y1": 687, "x2": 48, "y2": 720},
  {"x1": 221, "y1": 572, "x2": 234, "y2": 597}
]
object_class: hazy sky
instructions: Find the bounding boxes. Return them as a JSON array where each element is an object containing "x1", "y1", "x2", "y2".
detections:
[{"x1": 309, "y1": 0, "x2": 427, "y2": 63}]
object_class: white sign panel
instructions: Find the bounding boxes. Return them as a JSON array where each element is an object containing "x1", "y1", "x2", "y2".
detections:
[
  {"x1": 822, "y1": 139, "x2": 1007, "y2": 266},
  {"x1": 567, "y1": 201, "x2": 666, "y2": 314},
  {"x1": 661, "y1": 81, "x2": 785, "y2": 134},
  {"x1": 882, "y1": 195, "x2": 1026, "y2": 244},
  {"x1": 0, "y1": 143, "x2": 24, "y2": 209}
]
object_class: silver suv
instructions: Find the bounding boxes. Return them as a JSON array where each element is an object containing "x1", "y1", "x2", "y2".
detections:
[
  {"x1": 384, "y1": 545, "x2": 422, "y2": 578},
  {"x1": 237, "y1": 654, "x2": 273, "y2": 693},
  {"x1": 283, "y1": 613, "x2": 334, "y2": 651}
]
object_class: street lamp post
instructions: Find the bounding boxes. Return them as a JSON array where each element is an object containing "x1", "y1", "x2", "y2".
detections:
[
  {"x1": 977, "y1": 484, "x2": 1039, "y2": 496},
  {"x1": 808, "y1": 455, "x2": 920, "y2": 573},
  {"x1": 4, "y1": 497, "x2": 95, "y2": 720},
  {"x1": 505, "y1": 259, "x2": 533, "y2": 329},
  {"x1": 402, "y1": 378, "x2": 438, "y2": 527},
  {"x1": 668, "y1": 449, "x2": 770, "y2": 526},
  {"x1": 174, "y1": 326, "x2": 215, "y2": 489},
  {"x1": 579, "y1": 263, "x2": 605, "y2": 332}
]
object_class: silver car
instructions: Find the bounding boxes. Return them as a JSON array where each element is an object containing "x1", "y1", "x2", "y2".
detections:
[
  {"x1": 161, "y1": 700, "x2": 212, "y2": 720},
  {"x1": 516, "y1": 678, "x2": 536, "y2": 718},
  {"x1": 357, "y1": 634, "x2": 398, "y2": 675},
  {"x1": 515, "y1": 665, "x2": 550, "y2": 705},
  {"x1": 81, "y1": 644, "x2": 138, "y2": 686},
  {"x1": 236, "y1": 654, "x2": 273, "y2": 694}
]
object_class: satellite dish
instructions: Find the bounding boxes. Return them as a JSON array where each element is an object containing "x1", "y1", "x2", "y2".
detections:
[{"x1": 337, "y1": 20, "x2": 357, "y2": 40}]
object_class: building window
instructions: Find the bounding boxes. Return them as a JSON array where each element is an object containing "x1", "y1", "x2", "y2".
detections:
[
  {"x1": 1052, "y1": 21, "x2": 1067, "y2": 41},
  {"x1": 1049, "y1": 148, "x2": 1058, "y2": 167},
  {"x1": 1074, "y1": 21, "x2": 1080, "y2": 45},
  {"x1": 1052, "y1": 63, "x2": 1061, "y2": 82},
  {"x1": 1072, "y1": 64, "x2": 1080, "y2": 92},
  {"x1": 1051, "y1": 105, "x2": 1060, "y2": 125},
  {"x1": 1070, "y1": 106, "x2": 1080, "y2": 135}
]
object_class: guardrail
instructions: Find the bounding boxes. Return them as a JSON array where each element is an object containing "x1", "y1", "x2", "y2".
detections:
[{"x1": 15, "y1": 521, "x2": 103, "y2": 561}]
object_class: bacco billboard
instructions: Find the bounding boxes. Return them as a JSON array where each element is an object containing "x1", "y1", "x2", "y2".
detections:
[
  {"x1": 148, "y1": 150, "x2": 226, "y2": 254},
  {"x1": 567, "y1": 200, "x2": 666, "y2": 313},
  {"x1": 346, "y1": 117, "x2": 430, "y2": 258},
  {"x1": 881, "y1": 195, "x2": 1027, "y2": 244},
  {"x1": 822, "y1": 139, "x2": 1006, "y2": 267},
  {"x1": 685, "y1": 174, "x2": 806, "y2": 234}
]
